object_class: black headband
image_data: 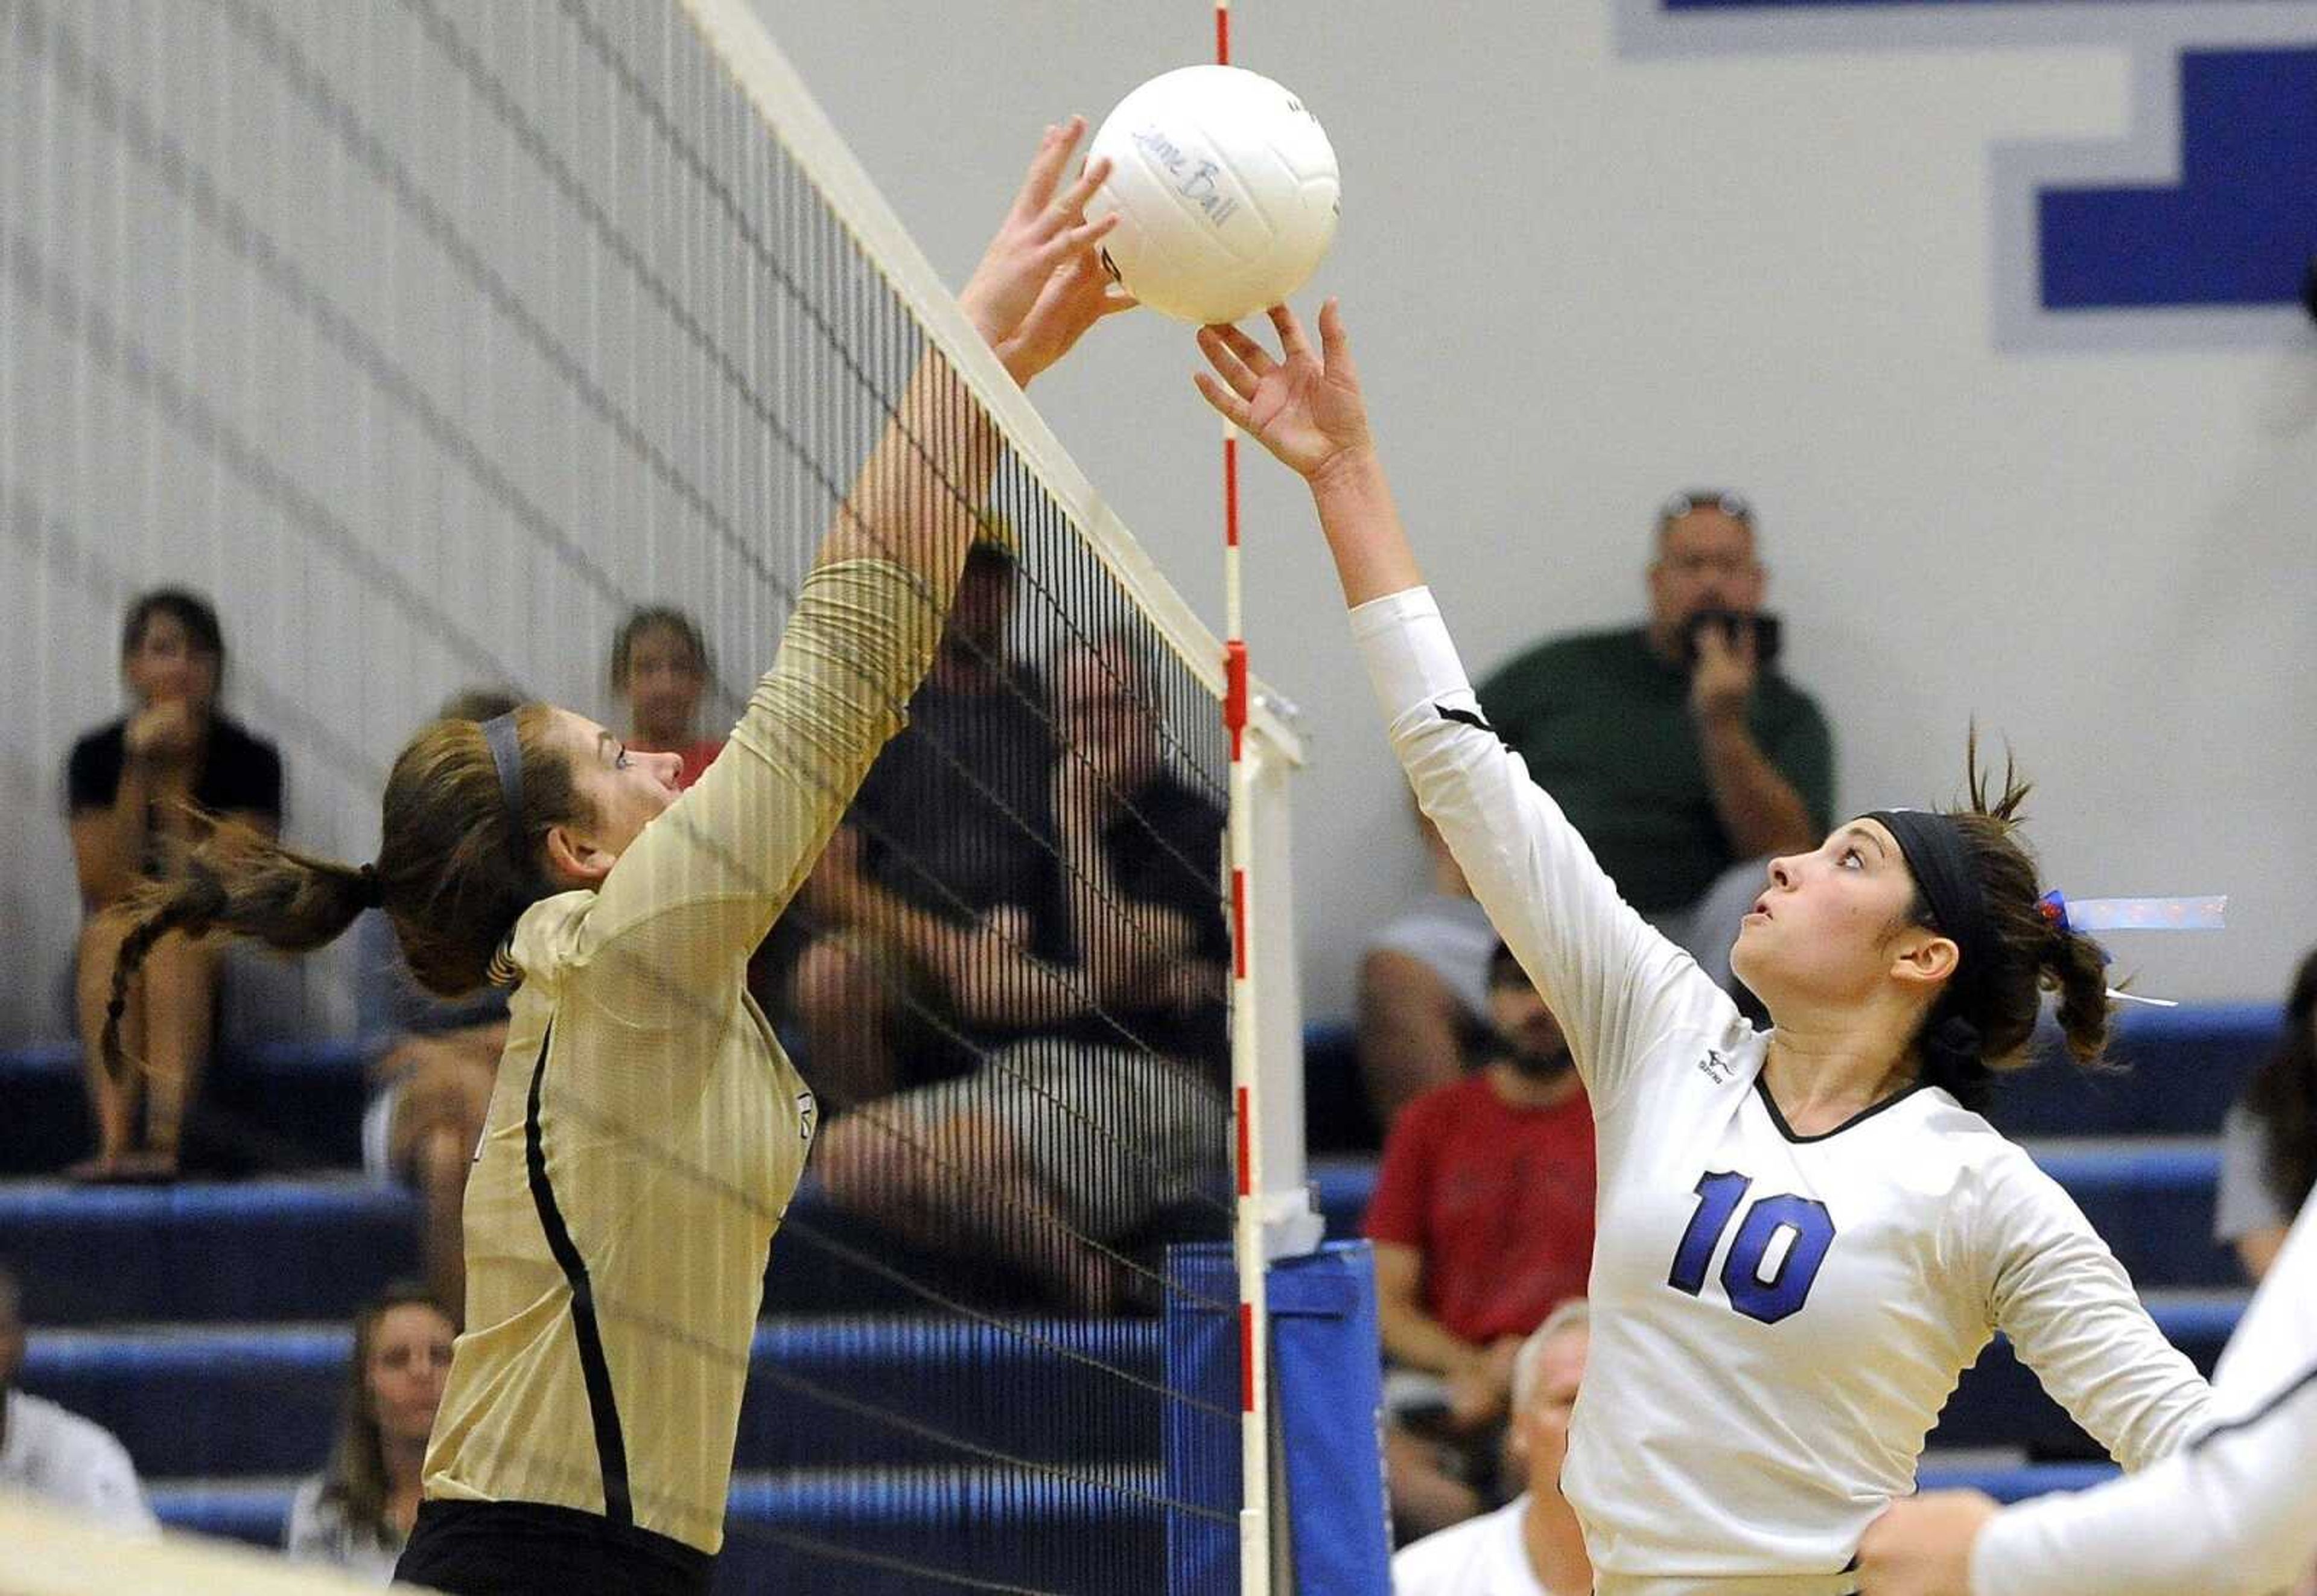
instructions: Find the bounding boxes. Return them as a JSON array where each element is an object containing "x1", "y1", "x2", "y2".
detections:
[
  {"x1": 480, "y1": 712, "x2": 526, "y2": 836},
  {"x1": 1864, "y1": 808, "x2": 1992, "y2": 1015}
]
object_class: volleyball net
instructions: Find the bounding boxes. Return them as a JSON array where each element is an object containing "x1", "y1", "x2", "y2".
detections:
[{"x1": 1, "y1": 0, "x2": 1317, "y2": 1589}]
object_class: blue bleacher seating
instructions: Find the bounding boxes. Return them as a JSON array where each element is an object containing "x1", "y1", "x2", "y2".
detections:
[
  {"x1": 0, "y1": 997, "x2": 2278, "y2": 1576},
  {"x1": 23, "y1": 1320, "x2": 1168, "y2": 1479},
  {"x1": 0, "y1": 1178, "x2": 1058, "y2": 1327},
  {"x1": 1303, "y1": 1002, "x2": 2281, "y2": 1154},
  {"x1": 0, "y1": 1038, "x2": 372, "y2": 1177}
]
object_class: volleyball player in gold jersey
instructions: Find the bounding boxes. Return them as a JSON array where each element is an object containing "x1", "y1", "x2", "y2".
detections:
[{"x1": 99, "y1": 121, "x2": 1133, "y2": 1594}]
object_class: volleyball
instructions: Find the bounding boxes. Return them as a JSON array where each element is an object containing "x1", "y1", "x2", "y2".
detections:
[{"x1": 1086, "y1": 65, "x2": 1341, "y2": 325}]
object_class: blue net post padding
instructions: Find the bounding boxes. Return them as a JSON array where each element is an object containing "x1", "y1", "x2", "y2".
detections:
[
  {"x1": 1164, "y1": 1242, "x2": 1241, "y2": 1595},
  {"x1": 1165, "y1": 1240, "x2": 1392, "y2": 1596}
]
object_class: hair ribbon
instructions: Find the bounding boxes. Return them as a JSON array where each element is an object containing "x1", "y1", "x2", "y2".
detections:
[{"x1": 2038, "y1": 889, "x2": 2226, "y2": 1009}]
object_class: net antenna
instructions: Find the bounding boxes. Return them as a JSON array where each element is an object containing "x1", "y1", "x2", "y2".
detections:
[{"x1": 1197, "y1": 7, "x2": 1327, "y2": 1592}]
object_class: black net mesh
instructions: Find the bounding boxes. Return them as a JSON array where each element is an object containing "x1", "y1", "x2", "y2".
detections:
[{"x1": 1, "y1": 1, "x2": 1245, "y2": 1589}]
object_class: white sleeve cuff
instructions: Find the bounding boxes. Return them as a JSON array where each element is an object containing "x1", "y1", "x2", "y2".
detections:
[{"x1": 1347, "y1": 586, "x2": 1478, "y2": 725}]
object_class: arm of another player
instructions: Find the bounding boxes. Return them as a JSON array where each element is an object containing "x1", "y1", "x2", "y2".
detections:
[
  {"x1": 1195, "y1": 304, "x2": 1713, "y2": 1111},
  {"x1": 1863, "y1": 1197, "x2": 2317, "y2": 1596}
]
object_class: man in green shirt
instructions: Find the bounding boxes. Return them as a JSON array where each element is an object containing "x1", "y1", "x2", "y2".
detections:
[{"x1": 1475, "y1": 491, "x2": 1832, "y2": 991}]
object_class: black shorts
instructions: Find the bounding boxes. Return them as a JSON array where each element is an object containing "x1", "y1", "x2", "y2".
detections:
[{"x1": 393, "y1": 1499, "x2": 714, "y2": 1596}]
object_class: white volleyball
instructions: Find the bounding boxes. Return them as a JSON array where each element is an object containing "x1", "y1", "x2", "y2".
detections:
[{"x1": 1086, "y1": 65, "x2": 1341, "y2": 325}]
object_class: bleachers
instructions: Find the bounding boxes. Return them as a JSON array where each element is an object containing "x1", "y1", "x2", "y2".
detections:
[{"x1": 0, "y1": 997, "x2": 2277, "y2": 1580}]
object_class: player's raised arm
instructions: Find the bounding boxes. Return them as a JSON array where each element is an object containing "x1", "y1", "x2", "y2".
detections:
[
  {"x1": 1194, "y1": 302, "x2": 1723, "y2": 1107},
  {"x1": 578, "y1": 123, "x2": 1133, "y2": 1007}
]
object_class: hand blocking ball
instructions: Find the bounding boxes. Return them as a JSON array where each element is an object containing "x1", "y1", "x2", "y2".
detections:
[{"x1": 1087, "y1": 65, "x2": 1340, "y2": 325}]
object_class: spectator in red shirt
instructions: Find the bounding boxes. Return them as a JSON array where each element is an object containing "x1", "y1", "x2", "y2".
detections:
[
  {"x1": 608, "y1": 606, "x2": 723, "y2": 790},
  {"x1": 1364, "y1": 941, "x2": 1595, "y2": 1539}
]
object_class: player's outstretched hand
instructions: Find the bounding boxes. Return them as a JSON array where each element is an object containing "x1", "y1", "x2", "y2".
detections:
[
  {"x1": 961, "y1": 118, "x2": 1135, "y2": 387},
  {"x1": 1194, "y1": 300, "x2": 1373, "y2": 483},
  {"x1": 1854, "y1": 1490, "x2": 1998, "y2": 1596}
]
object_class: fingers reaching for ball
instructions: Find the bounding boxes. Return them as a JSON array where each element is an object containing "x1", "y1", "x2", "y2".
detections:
[
  {"x1": 1193, "y1": 297, "x2": 1373, "y2": 482},
  {"x1": 964, "y1": 118, "x2": 1136, "y2": 385}
]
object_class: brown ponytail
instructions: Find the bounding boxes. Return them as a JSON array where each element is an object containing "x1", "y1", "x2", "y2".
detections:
[
  {"x1": 1905, "y1": 736, "x2": 2114, "y2": 1102},
  {"x1": 102, "y1": 705, "x2": 590, "y2": 1084}
]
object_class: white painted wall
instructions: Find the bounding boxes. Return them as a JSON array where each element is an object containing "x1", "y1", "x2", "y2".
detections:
[
  {"x1": 4, "y1": 0, "x2": 2309, "y2": 1047},
  {"x1": 769, "y1": 0, "x2": 2317, "y2": 1022}
]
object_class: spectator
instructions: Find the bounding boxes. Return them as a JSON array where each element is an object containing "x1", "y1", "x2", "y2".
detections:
[
  {"x1": 786, "y1": 537, "x2": 1057, "y2": 1108},
  {"x1": 1358, "y1": 803, "x2": 1498, "y2": 1130},
  {"x1": 2216, "y1": 946, "x2": 2317, "y2": 1281},
  {"x1": 608, "y1": 607, "x2": 723, "y2": 790},
  {"x1": 1476, "y1": 490, "x2": 1831, "y2": 990},
  {"x1": 0, "y1": 1262, "x2": 157, "y2": 1534},
  {"x1": 65, "y1": 588, "x2": 283, "y2": 1180},
  {"x1": 357, "y1": 689, "x2": 520, "y2": 1323},
  {"x1": 1391, "y1": 1300, "x2": 1594, "y2": 1596},
  {"x1": 1364, "y1": 944, "x2": 1594, "y2": 1536},
  {"x1": 284, "y1": 1283, "x2": 456, "y2": 1582},
  {"x1": 809, "y1": 629, "x2": 1229, "y2": 1312}
]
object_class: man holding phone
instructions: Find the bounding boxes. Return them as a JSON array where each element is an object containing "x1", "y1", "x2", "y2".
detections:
[{"x1": 1476, "y1": 490, "x2": 1832, "y2": 991}]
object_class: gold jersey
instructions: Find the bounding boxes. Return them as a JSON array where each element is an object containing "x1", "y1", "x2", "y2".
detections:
[{"x1": 421, "y1": 559, "x2": 935, "y2": 1554}]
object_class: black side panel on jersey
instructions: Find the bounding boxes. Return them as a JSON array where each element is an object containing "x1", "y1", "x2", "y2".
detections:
[{"x1": 524, "y1": 1023, "x2": 635, "y2": 1527}]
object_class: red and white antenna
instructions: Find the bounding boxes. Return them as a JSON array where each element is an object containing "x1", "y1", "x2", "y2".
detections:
[{"x1": 1213, "y1": 2, "x2": 1276, "y2": 1591}]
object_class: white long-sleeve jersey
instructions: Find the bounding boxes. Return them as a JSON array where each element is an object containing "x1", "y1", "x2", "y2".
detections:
[
  {"x1": 1352, "y1": 588, "x2": 2211, "y2": 1594},
  {"x1": 1971, "y1": 1189, "x2": 2317, "y2": 1596}
]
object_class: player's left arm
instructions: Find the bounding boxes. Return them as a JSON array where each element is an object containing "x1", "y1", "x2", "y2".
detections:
[
  {"x1": 1870, "y1": 1191, "x2": 2317, "y2": 1596},
  {"x1": 1981, "y1": 1153, "x2": 2211, "y2": 1471}
]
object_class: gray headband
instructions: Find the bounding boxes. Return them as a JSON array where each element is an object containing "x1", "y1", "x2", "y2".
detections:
[{"x1": 479, "y1": 712, "x2": 526, "y2": 837}]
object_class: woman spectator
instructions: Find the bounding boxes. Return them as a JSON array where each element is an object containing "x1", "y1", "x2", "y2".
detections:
[
  {"x1": 2215, "y1": 946, "x2": 2317, "y2": 1280},
  {"x1": 66, "y1": 589, "x2": 282, "y2": 1179},
  {"x1": 284, "y1": 1283, "x2": 456, "y2": 1582},
  {"x1": 609, "y1": 608, "x2": 723, "y2": 790}
]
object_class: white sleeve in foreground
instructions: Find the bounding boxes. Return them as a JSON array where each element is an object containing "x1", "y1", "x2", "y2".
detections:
[
  {"x1": 1969, "y1": 1367, "x2": 2317, "y2": 1596},
  {"x1": 1347, "y1": 587, "x2": 1725, "y2": 1112},
  {"x1": 1972, "y1": 1194, "x2": 2317, "y2": 1596}
]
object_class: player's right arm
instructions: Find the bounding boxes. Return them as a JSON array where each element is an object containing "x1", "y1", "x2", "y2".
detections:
[
  {"x1": 1197, "y1": 302, "x2": 1714, "y2": 1107},
  {"x1": 576, "y1": 122, "x2": 1131, "y2": 1022}
]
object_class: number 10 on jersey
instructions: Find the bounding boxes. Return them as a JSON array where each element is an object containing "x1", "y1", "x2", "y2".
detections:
[{"x1": 1667, "y1": 1171, "x2": 1837, "y2": 1325}]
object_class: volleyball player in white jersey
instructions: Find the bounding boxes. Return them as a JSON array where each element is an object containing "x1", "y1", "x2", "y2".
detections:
[
  {"x1": 100, "y1": 123, "x2": 1131, "y2": 1596},
  {"x1": 1193, "y1": 303, "x2": 2210, "y2": 1595},
  {"x1": 1858, "y1": 1186, "x2": 2317, "y2": 1596}
]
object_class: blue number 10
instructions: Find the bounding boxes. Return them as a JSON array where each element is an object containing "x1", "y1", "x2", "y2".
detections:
[{"x1": 1667, "y1": 1171, "x2": 1837, "y2": 1326}]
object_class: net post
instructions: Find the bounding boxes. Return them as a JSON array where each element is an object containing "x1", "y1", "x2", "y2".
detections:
[
  {"x1": 1221, "y1": 383, "x2": 1271, "y2": 1595},
  {"x1": 1224, "y1": 429, "x2": 1322, "y2": 1593}
]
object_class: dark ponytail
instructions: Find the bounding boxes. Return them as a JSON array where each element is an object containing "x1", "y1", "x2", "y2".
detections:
[
  {"x1": 102, "y1": 705, "x2": 590, "y2": 1084},
  {"x1": 1907, "y1": 737, "x2": 2113, "y2": 1107}
]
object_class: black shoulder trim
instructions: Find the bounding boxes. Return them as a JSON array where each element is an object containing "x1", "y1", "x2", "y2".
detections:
[
  {"x1": 1435, "y1": 703, "x2": 1498, "y2": 736},
  {"x1": 2187, "y1": 1358, "x2": 2317, "y2": 1455},
  {"x1": 524, "y1": 1023, "x2": 634, "y2": 1527},
  {"x1": 1752, "y1": 1071, "x2": 1930, "y2": 1145}
]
